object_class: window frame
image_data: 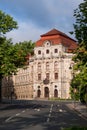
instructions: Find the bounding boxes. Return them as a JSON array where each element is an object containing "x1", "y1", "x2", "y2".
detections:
[
  {"x1": 38, "y1": 50, "x2": 41, "y2": 55},
  {"x1": 38, "y1": 73, "x2": 41, "y2": 80},
  {"x1": 46, "y1": 49, "x2": 49, "y2": 54},
  {"x1": 54, "y1": 73, "x2": 58, "y2": 79}
]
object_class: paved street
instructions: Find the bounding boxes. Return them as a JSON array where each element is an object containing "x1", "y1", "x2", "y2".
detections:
[{"x1": 0, "y1": 100, "x2": 87, "y2": 130}]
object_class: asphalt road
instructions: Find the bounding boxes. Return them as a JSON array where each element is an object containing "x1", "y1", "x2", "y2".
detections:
[{"x1": 0, "y1": 100, "x2": 87, "y2": 130}]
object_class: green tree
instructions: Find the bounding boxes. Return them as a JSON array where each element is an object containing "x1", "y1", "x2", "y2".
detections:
[
  {"x1": 0, "y1": 10, "x2": 34, "y2": 102},
  {"x1": 0, "y1": 10, "x2": 18, "y2": 35},
  {"x1": 70, "y1": 0, "x2": 87, "y2": 45},
  {"x1": 70, "y1": 0, "x2": 87, "y2": 103}
]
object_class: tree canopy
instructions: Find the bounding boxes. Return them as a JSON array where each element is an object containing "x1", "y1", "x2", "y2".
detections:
[
  {"x1": 0, "y1": 39, "x2": 34, "y2": 76},
  {"x1": 0, "y1": 10, "x2": 34, "y2": 102},
  {"x1": 71, "y1": 0, "x2": 87, "y2": 45},
  {"x1": 0, "y1": 10, "x2": 18, "y2": 35},
  {"x1": 0, "y1": 10, "x2": 34, "y2": 76},
  {"x1": 70, "y1": 0, "x2": 87, "y2": 103}
]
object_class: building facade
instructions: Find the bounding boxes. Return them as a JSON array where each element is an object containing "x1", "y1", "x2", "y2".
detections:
[{"x1": 2, "y1": 29, "x2": 77, "y2": 100}]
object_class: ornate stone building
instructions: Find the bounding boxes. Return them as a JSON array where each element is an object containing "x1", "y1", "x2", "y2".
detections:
[{"x1": 2, "y1": 29, "x2": 77, "y2": 100}]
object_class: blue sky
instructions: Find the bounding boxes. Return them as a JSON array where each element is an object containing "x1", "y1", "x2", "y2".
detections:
[{"x1": 0, "y1": 0, "x2": 83, "y2": 43}]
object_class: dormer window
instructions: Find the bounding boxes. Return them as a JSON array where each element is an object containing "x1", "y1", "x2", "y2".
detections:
[{"x1": 38, "y1": 50, "x2": 41, "y2": 55}]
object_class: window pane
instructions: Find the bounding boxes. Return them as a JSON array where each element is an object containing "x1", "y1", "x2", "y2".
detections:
[
  {"x1": 38, "y1": 74, "x2": 41, "y2": 80},
  {"x1": 38, "y1": 50, "x2": 41, "y2": 54},
  {"x1": 46, "y1": 62, "x2": 49, "y2": 70},
  {"x1": 46, "y1": 73, "x2": 49, "y2": 79},
  {"x1": 54, "y1": 49, "x2": 58, "y2": 53},
  {"x1": 46, "y1": 49, "x2": 49, "y2": 54},
  {"x1": 38, "y1": 62, "x2": 41, "y2": 70},
  {"x1": 55, "y1": 73, "x2": 58, "y2": 79}
]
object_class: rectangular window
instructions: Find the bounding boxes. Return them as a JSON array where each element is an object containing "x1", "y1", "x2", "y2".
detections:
[
  {"x1": 55, "y1": 73, "x2": 58, "y2": 79},
  {"x1": 54, "y1": 49, "x2": 58, "y2": 53},
  {"x1": 38, "y1": 73, "x2": 41, "y2": 80},
  {"x1": 38, "y1": 62, "x2": 41, "y2": 70},
  {"x1": 46, "y1": 73, "x2": 49, "y2": 80},
  {"x1": 46, "y1": 62, "x2": 49, "y2": 70}
]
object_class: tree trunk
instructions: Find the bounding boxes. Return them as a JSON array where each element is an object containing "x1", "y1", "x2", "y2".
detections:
[{"x1": 0, "y1": 75, "x2": 3, "y2": 103}]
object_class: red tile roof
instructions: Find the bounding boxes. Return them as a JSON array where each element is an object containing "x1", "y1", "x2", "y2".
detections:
[
  {"x1": 35, "y1": 28, "x2": 78, "y2": 52},
  {"x1": 41, "y1": 28, "x2": 76, "y2": 41}
]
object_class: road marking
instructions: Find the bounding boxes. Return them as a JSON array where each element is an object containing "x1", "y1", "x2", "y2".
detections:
[
  {"x1": 34, "y1": 108, "x2": 40, "y2": 111},
  {"x1": 22, "y1": 110, "x2": 25, "y2": 113},
  {"x1": 49, "y1": 113, "x2": 51, "y2": 117},
  {"x1": 59, "y1": 109, "x2": 63, "y2": 112},
  {"x1": 37, "y1": 109, "x2": 40, "y2": 111},
  {"x1": 5, "y1": 109, "x2": 26, "y2": 122},
  {"x1": 50, "y1": 110, "x2": 52, "y2": 113},
  {"x1": 16, "y1": 113, "x2": 20, "y2": 116},
  {"x1": 47, "y1": 104, "x2": 53, "y2": 123},
  {"x1": 51, "y1": 104, "x2": 53, "y2": 108},
  {"x1": 5, "y1": 115, "x2": 15, "y2": 122},
  {"x1": 47, "y1": 118, "x2": 50, "y2": 122}
]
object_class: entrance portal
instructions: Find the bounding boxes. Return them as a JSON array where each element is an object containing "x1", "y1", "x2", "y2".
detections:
[
  {"x1": 54, "y1": 89, "x2": 58, "y2": 97},
  {"x1": 37, "y1": 90, "x2": 41, "y2": 98},
  {"x1": 44, "y1": 87, "x2": 49, "y2": 98}
]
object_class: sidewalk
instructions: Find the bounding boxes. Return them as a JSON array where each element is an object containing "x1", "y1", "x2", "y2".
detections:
[{"x1": 67, "y1": 102, "x2": 87, "y2": 119}]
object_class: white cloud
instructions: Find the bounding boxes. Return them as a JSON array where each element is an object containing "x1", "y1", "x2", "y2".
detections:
[
  {"x1": 6, "y1": 21, "x2": 47, "y2": 43},
  {"x1": 2, "y1": 0, "x2": 84, "y2": 43}
]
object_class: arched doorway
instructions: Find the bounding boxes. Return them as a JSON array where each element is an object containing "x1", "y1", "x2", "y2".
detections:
[
  {"x1": 54, "y1": 89, "x2": 58, "y2": 98},
  {"x1": 37, "y1": 89, "x2": 41, "y2": 98},
  {"x1": 44, "y1": 87, "x2": 49, "y2": 98}
]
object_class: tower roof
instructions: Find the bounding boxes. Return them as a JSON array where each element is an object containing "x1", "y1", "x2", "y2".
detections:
[
  {"x1": 41, "y1": 28, "x2": 76, "y2": 41},
  {"x1": 35, "y1": 28, "x2": 78, "y2": 51}
]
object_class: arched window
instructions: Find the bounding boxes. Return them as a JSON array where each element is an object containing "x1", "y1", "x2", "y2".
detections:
[
  {"x1": 38, "y1": 50, "x2": 41, "y2": 54},
  {"x1": 46, "y1": 49, "x2": 49, "y2": 54},
  {"x1": 54, "y1": 49, "x2": 58, "y2": 53}
]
